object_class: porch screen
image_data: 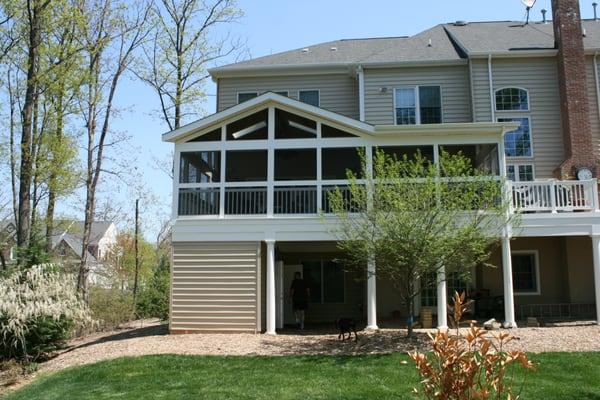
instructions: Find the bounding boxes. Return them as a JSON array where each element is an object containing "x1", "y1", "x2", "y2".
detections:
[{"x1": 301, "y1": 260, "x2": 345, "y2": 304}]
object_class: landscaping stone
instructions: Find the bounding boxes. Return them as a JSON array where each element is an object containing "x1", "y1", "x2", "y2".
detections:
[{"x1": 483, "y1": 318, "x2": 501, "y2": 330}]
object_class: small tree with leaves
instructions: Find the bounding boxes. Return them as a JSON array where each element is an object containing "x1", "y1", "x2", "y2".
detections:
[{"x1": 327, "y1": 149, "x2": 516, "y2": 336}]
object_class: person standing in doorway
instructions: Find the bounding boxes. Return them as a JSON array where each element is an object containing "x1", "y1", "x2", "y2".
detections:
[{"x1": 290, "y1": 271, "x2": 310, "y2": 330}]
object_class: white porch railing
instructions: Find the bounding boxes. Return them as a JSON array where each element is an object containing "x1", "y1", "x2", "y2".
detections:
[{"x1": 510, "y1": 179, "x2": 599, "y2": 213}]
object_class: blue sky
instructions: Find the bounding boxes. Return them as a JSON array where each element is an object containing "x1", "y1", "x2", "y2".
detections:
[{"x1": 107, "y1": 0, "x2": 594, "y2": 237}]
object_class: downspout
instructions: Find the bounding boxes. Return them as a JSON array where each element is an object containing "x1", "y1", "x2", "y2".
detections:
[
  {"x1": 358, "y1": 65, "x2": 365, "y2": 122},
  {"x1": 488, "y1": 54, "x2": 495, "y2": 122},
  {"x1": 594, "y1": 52, "x2": 600, "y2": 119}
]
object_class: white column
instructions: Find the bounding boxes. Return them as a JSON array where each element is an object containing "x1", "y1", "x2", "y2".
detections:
[
  {"x1": 366, "y1": 257, "x2": 378, "y2": 330},
  {"x1": 591, "y1": 236, "x2": 600, "y2": 325},
  {"x1": 502, "y1": 237, "x2": 517, "y2": 328},
  {"x1": 266, "y1": 240, "x2": 276, "y2": 334},
  {"x1": 436, "y1": 265, "x2": 448, "y2": 330}
]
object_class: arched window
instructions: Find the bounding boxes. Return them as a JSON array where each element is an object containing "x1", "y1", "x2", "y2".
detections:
[{"x1": 495, "y1": 87, "x2": 529, "y2": 111}]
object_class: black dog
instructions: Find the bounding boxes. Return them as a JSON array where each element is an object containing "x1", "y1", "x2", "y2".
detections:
[{"x1": 335, "y1": 318, "x2": 358, "y2": 341}]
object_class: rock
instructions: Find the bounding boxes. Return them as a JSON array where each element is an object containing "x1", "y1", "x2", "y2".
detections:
[
  {"x1": 484, "y1": 318, "x2": 501, "y2": 330},
  {"x1": 527, "y1": 317, "x2": 540, "y2": 327}
]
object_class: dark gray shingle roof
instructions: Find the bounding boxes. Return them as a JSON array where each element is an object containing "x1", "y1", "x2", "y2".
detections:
[{"x1": 211, "y1": 20, "x2": 600, "y2": 75}]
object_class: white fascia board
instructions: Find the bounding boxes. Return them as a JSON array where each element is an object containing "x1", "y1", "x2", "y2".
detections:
[
  {"x1": 468, "y1": 50, "x2": 558, "y2": 58},
  {"x1": 373, "y1": 122, "x2": 520, "y2": 139},
  {"x1": 162, "y1": 92, "x2": 375, "y2": 142}
]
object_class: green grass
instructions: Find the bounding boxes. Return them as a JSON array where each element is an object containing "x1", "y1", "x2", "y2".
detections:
[{"x1": 5, "y1": 352, "x2": 600, "y2": 399}]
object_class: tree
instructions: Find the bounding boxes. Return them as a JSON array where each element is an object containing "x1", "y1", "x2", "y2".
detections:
[
  {"x1": 75, "y1": 0, "x2": 151, "y2": 300},
  {"x1": 135, "y1": 0, "x2": 243, "y2": 130},
  {"x1": 327, "y1": 150, "x2": 516, "y2": 336}
]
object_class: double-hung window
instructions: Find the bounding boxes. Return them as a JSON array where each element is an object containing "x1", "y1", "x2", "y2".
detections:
[
  {"x1": 498, "y1": 117, "x2": 532, "y2": 157},
  {"x1": 298, "y1": 90, "x2": 320, "y2": 107},
  {"x1": 237, "y1": 92, "x2": 258, "y2": 103},
  {"x1": 512, "y1": 251, "x2": 540, "y2": 295},
  {"x1": 394, "y1": 86, "x2": 442, "y2": 125},
  {"x1": 507, "y1": 164, "x2": 534, "y2": 182}
]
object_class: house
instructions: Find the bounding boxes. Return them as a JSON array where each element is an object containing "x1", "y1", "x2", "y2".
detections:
[
  {"x1": 162, "y1": 0, "x2": 600, "y2": 334},
  {"x1": 0, "y1": 220, "x2": 17, "y2": 269}
]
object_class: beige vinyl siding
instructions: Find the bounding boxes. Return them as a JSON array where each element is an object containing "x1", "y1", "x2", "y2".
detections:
[
  {"x1": 171, "y1": 242, "x2": 260, "y2": 332},
  {"x1": 470, "y1": 58, "x2": 493, "y2": 122},
  {"x1": 218, "y1": 74, "x2": 359, "y2": 119},
  {"x1": 491, "y1": 57, "x2": 564, "y2": 178},
  {"x1": 363, "y1": 65, "x2": 472, "y2": 125},
  {"x1": 586, "y1": 56, "x2": 600, "y2": 159}
]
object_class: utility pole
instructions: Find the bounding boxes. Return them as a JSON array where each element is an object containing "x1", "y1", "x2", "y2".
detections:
[{"x1": 133, "y1": 198, "x2": 140, "y2": 312}]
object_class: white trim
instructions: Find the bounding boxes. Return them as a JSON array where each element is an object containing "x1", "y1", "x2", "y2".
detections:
[
  {"x1": 594, "y1": 53, "x2": 600, "y2": 121},
  {"x1": 298, "y1": 89, "x2": 320, "y2": 107},
  {"x1": 393, "y1": 85, "x2": 443, "y2": 126},
  {"x1": 488, "y1": 55, "x2": 495, "y2": 122},
  {"x1": 494, "y1": 87, "x2": 530, "y2": 113},
  {"x1": 497, "y1": 116, "x2": 534, "y2": 158},
  {"x1": 237, "y1": 91, "x2": 258, "y2": 104},
  {"x1": 358, "y1": 66, "x2": 365, "y2": 122},
  {"x1": 511, "y1": 250, "x2": 541, "y2": 296}
]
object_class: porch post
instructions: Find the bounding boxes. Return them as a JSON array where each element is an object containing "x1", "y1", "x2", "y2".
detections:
[
  {"x1": 366, "y1": 257, "x2": 378, "y2": 330},
  {"x1": 436, "y1": 265, "x2": 448, "y2": 330},
  {"x1": 591, "y1": 235, "x2": 600, "y2": 325},
  {"x1": 502, "y1": 236, "x2": 517, "y2": 328},
  {"x1": 266, "y1": 240, "x2": 276, "y2": 335}
]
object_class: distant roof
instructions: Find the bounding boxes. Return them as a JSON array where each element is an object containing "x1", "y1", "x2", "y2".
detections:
[
  {"x1": 51, "y1": 233, "x2": 97, "y2": 263},
  {"x1": 210, "y1": 20, "x2": 600, "y2": 76},
  {"x1": 72, "y1": 221, "x2": 114, "y2": 244}
]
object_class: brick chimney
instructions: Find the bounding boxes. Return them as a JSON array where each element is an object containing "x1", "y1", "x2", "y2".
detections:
[{"x1": 552, "y1": 0, "x2": 598, "y2": 178}]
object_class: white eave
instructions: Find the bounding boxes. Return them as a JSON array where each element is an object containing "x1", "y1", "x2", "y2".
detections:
[{"x1": 161, "y1": 92, "x2": 375, "y2": 143}]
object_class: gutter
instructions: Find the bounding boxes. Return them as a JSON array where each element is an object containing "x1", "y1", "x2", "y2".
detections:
[
  {"x1": 594, "y1": 52, "x2": 600, "y2": 119},
  {"x1": 488, "y1": 54, "x2": 495, "y2": 122},
  {"x1": 357, "y1": 65, "x2": 365, "y2": 122}
]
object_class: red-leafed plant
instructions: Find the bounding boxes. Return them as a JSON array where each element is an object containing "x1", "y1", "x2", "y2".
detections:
[{"x1": 410, "y1": 292, "x2": 534, "y2": 399}]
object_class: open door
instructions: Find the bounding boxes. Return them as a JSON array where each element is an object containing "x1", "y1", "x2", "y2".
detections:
[{"x1": 283, "y1": 264, "x2": 303, "y2": 326}]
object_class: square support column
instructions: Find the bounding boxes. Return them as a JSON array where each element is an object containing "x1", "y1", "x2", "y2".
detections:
[
  {"x1": 366, "y1": 257, "x2": 378, "y2": 330},
  {"x1": 502, "y1": 237, "x2": 517, "y2": 328},
  {"x1": 437, "y1": 266, "x2": 448, "y2": 330},
  {"x1": 591, "y1": 236, "x2": 600, "y2": 325},
  {"x1": 265, "y1": 240, "x2": 276, "y2": 335}
]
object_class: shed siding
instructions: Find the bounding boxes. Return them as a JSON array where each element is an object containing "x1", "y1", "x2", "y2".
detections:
[
  {"x1": 171, "y1": 241, "x2": 260, "y2": 332},
  {"x1": 363, "y1": 65, "x2": 472, "y2": 125},
  {"x1": 490, "y1": 57, "x2": 564, "y2": 178},
  {"x1": 218, "y1": 74, "x2": 359, "y2": 119}
]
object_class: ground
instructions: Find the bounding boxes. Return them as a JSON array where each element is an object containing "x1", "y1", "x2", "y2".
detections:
[{"x1": 3, "y1": 319, "x2": 600, "y2": 398}]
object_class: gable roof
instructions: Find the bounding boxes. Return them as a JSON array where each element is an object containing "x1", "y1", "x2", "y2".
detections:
[
  {"x1": 210, "y1": 19, "x2": 600, "y2": 77},
  {"x1": 162, "y1": 91, "x2": 374, "y2": 142},
  {"x1": 51, "y1": 233, "x2": 98, "y2": 263}
]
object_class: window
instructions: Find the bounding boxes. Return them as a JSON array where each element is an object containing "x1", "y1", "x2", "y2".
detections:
[
  {"x1": 512, "y1": 252, "x2": 540, "y2": 295},
  {"x1": 394, "y1": 86, "x2": 442, "y2": 125},
  {"x1": 298, "y1": 90, "x2": 320, "y2": 107},
  {"x1": 237, "y1": 92, "x2": 258, "y2": 103},
  {"x1": 226, "y1": 150, "x2": 267, "y2": 182},
  {"x1": 179, "y1": 151, "x2": 221, "y2": 183},
  {"x1": 273, "y1": 91, "x2": 288, "y2": 97},
  {"x1": 498, "y1": 117, "x2": 532, "y2": 157},
  {"x1": 301, "y1": 260, "x2": 345, "y2": 303},
  {"x1": 507, "y1": 164, "x2": 534, "y2": 182},
  {"x1": 441, "y1": 144, "x2": 500, "y2": 175},
  {"x1": 322, "y1": 148, "x2": 363, "y2": 180},
  {"x1": 495, "y1": 88, "x2": 529, "y2": 111},
  {"x1": 421, "y1": 272, "x2": 468, "y2": 307},
  {"x1": 275, "y1": 149, "x2": 316, "y2": 181}
]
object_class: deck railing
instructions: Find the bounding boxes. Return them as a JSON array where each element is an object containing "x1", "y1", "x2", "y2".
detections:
[
  {"x1": 509, "y1": 179, "x2": 599, "y2": 213},
  {"x1": 177, "y1": 179, "x2": 599, "y2": 217}
]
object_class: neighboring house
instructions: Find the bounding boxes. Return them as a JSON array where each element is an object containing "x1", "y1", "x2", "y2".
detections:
[
  {"x1": 0, "y1": 220, "x2": 17, "y2": 269},
  {"x1": 162, "y1": 0, "x2": 600, "y2": 334}
]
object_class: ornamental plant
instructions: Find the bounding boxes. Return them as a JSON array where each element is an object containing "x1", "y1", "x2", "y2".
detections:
[
  {"x1": 0, "y1": 265, "x2": 94, "y2": 360},
  {"x1": 410, "y1": 292, "x2": 534, "y2": 399}
]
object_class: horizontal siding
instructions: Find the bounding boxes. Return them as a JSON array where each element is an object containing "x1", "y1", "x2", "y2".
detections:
[
  {"x1": 171, "y1": 242, "x2": 259, "y2": 332},
  {"x1": 586, "y1": 56, "x2": 600, "y2": 159},
  {"x1": 364, "y1": 65, "x2": 472, "y2": 125},
  {"x1": 471, "y1": 58, "x2": 492, "y2": 122},
  {"x1": 218, "y1": 74, "x2": 359, "y2": 119},
  {"x1": 491, "y1": 57, "x2": 564, "y2": 179}
]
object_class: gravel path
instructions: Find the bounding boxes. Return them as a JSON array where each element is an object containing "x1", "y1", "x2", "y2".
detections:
[{"x1": 38, "y1": 319, "x2": 600, "y2": 373}]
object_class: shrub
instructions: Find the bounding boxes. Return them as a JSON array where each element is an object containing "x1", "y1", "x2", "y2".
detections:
[
  {"x1": 0, "y1": 265, "x2": 93, "y2": 360},
  {"x1": 89, "y1": 287, "x2": 134, "y2": 330},
  {"x1": 410, "y1": 292, "x2": 534, "y2": 400},
  {"x1": 136, "y1": 260, "x2": 170, "y2": 321}
]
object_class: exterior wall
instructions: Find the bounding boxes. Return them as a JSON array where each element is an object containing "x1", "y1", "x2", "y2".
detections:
[
  {"x1": 218, "y1": 74, "x2": 359, "y2": 119},
  {"x1": 363, "y1": 65, "x2": 472, "y2": 125},
  {"x1": 564, "y1": 236, "x2": 596, "y2": 304},
  {"x1": 470, "y1": 58, "x2": 492, "y2": 122},
  {"x1": 491, "y1": 57, "x2": 564, "y2": 179},
  {"x1": 586, "y1": 56, "x2": 600, "y2": 160},
  {"x1": 97, "y1": 223, "x2": 117, "y2": 260},
  {"x1": 170, "y1": 241, "x2": 261, "y2": 333}
]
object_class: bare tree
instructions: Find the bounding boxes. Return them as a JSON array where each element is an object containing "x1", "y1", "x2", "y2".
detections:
[
  {"x1": 76, "y1": 0, "x2": 151, "y2": 300},
  {"x1": 135, "y1": 0, "x2": 244, "y2": 130}
]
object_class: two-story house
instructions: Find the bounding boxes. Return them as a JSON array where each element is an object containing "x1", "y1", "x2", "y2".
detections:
[{"x1": 163, "y1": 0, "x2": 600, "y2": 334}]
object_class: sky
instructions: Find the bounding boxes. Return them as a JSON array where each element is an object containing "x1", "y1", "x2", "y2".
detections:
[{"x1": 104, "y1": 0, "x2": 597, "y2": 238}]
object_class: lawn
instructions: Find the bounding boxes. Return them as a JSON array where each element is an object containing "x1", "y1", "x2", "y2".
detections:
[{"x1": 6, "y1": 352, "x2": 600, "y2": 399}]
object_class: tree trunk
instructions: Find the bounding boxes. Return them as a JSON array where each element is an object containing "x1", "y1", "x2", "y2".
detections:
[
  {"x1": 8, "y1": 69, "x2": 18, "y2": 224},
  {"x1": 45, "y1": 90, "x2": 65, "y2": 252}
]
